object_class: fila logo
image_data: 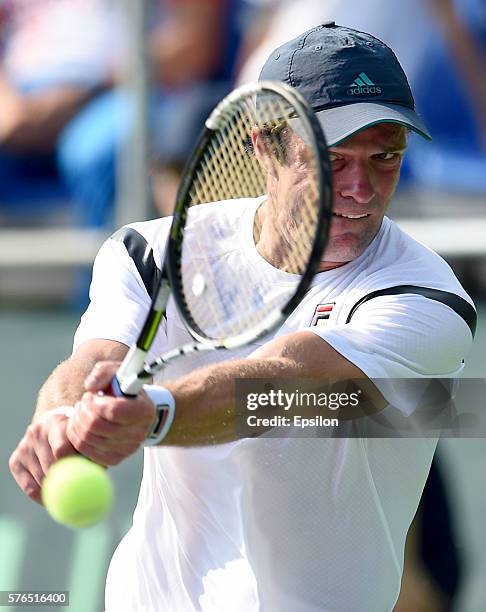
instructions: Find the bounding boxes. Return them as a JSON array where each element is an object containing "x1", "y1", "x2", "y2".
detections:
[
  {"x1": 347, "y1": 72, "x2": 382, "y2": 96},
  {"x1": 310, "y1": 303, "x2": 335, "y2": 327}
]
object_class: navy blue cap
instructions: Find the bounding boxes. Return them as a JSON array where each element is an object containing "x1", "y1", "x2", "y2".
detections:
[{"x1": 259, "y1": 22, "x2": 431, "y2": 145}]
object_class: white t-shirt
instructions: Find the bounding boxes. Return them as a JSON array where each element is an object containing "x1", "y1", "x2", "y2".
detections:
[{"x1": 74, "y1": 199, "x2": 474, "y2": 612}]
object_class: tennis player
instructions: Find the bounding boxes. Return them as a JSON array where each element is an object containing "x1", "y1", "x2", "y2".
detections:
[{"x1": 10, "y1": 24, "x2": 476, "y2": 611}]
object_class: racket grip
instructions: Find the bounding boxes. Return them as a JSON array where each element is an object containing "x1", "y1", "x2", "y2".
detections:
[
  {"x1": 110, "y1": 373, "x2": 144, "y2": 398},
  {"x1": 111, "y1": 345, "x2": 148, "y2": 397},
  {"x1": 111, "y1": 375, "x2": 134, "y2": 398}
]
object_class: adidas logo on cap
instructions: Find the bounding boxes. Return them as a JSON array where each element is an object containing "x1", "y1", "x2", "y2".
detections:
[{"x1": 347, "y1": 72, "x2": 382, "y2": 96}]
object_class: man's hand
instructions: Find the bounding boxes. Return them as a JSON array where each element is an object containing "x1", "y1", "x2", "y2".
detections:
[
  {"x1": 9, "y1": 341, "x2": 132, "y2": 505},
  {"x1": 66, "y1": 362, "x2": 156, "y2": 466},
  {"x1": 9, "y1": 412, "x2": 77, "y2": 504}
]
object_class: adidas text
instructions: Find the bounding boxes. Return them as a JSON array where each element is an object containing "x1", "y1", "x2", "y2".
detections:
[{"x1": 347, "y1": 85, "x2": 382, "y2": 95}]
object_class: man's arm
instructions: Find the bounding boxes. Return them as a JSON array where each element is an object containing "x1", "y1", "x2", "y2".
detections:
[
  {"x1": 34, "y1": 339, "x2": 129, "y2": 418},
  {"x1": 9, "y1": 339, "x2": 129, "y2": 504},
  {"x1": 67, "y1": 331, "x2": 376, "y2": 456},
  {"x1": 162, "y1": 331, "x2": 373, "y2": 445}
]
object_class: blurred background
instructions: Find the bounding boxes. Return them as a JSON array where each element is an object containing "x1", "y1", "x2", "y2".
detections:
[{"x1": 0, "y1": 0, "x2": 485, "y2": 610}]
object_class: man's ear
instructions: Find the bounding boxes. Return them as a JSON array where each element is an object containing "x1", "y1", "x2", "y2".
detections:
[{"x1": 251, "y1": 127, "x2": 279, "y2": 180}]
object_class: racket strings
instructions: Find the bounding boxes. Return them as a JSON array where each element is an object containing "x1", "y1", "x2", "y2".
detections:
[
  {"x1": 178, "y1": 89, "x2": 321, "y2": 342},
  {"x1": 183, "y1": 102, "x2": 270, "y2": 338},
  {"x1": 256, "y1": 96, "x2": 319, "y2": 277}
]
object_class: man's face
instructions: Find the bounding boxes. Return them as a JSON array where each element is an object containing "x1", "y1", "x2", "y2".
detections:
[
  {"x1": 321, "y1": 123, "x2": 407, "y2": 270},
  {"x1": 252, "y1": 122, "x2": 407, "y2": 273}
]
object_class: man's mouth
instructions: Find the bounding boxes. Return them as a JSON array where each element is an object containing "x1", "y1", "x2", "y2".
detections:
[{"x1": 332, "y1": 212, "x2": 370, "y2": 219}]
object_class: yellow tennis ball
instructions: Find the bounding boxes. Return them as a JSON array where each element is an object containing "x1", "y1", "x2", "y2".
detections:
[{"x1": 42, "y1": 456, "x2": 113, "y2": 528}]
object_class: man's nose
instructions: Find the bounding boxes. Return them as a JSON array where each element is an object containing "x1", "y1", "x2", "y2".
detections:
[{"x1": 337, "y1": 161, "x2": 375, "y2": 204}]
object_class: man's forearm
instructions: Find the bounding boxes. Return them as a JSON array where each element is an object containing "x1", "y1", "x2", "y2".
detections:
[
  {"x1": 162, "y1": 355, "x2": 296, "y2": 445},
  {"x1": 72, "y1": 334, "x2": 380, "y2": 458},
  {"x1": 34, "y1": 357, "x2": 98, "y2": 420},
  {"x1": 34, "y1": 339, "x2": 129, "y2": 420},
  {"x1": 161, "y1": 332, "x2": 367, "y2": 446}
]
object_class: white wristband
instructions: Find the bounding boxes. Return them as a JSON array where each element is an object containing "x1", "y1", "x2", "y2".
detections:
[{"x1": 143, "y1": 385, "x2": 176, "y2": 446}]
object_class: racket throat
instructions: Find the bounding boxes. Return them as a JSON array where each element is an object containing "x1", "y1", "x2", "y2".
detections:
[{"x1": 138, "y1": 277, "x2": 171, "y2": 351}]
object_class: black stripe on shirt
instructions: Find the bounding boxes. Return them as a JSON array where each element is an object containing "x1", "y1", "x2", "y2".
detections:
[
  {"x1": 111, "y1": 227, "x2": 161, "y2": 299},
  {"x1": 346, "y1": 285, "x2": 477, "y2": 337}
]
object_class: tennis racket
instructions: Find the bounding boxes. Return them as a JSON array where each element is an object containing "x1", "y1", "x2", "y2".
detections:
[{"x1": 112, "y1": 80, "x2": 333, "y2": 398}]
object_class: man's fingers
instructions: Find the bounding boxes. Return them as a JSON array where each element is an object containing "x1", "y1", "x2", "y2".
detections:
[
  {"x1": 25, "y1": 423, "x2": 57, "y2": 475},
  {"x1": 47, "y1": 425, "x2": 78, "y2": 460},
  {"x1": 84, "y1": 361, "x2": 120, "y2": 392},
  {"x1": 65, "y1": 391, "x2": 155, "y2": 465},
  {"x1": 78, "y1": 392, "x2": 154, "y2": 427},
  {"x1": 65, "y1": 423, "x2": 133, "y2": 466},
  {"x1": 67, "y1": 413, "x2": 147, "y2": 450},
  {"x1": 11, "y1": 464, "x2": 43, "y2": 504},
  {"x1": 9, "y1": 413, "x2": 78, "y2": 505},
  {"x1": 72, "y1": 400, "x2": 149, "y2": 443},
  {"x1": 10, "y1": 444, "x2": 45, "y2": 490}
]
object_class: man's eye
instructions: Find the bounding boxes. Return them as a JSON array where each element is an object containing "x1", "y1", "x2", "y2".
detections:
[{"x1": 375, "y1": 152, "x2": 400, "y2": 161}]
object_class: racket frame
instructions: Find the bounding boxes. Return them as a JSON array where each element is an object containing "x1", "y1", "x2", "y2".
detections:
[
  {"x1": 116, "y1": 81, "x2": 333, "y2": 394},
  {"x1": 166, "y1": 80, "x2": 333, "y2": 350}
]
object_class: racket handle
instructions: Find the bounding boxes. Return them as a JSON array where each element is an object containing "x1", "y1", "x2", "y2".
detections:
[
  {"x1": 110, "y1": 374, "x2": 136, "y2": 398},
  {"x1": 110, "y1": 345, "x2": 148, "y2": 397},
  {"x1": 110, "y1": 373, "x2": 146, "y2": 398}
]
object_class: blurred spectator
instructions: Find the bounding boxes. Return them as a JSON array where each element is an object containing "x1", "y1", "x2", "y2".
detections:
[
  {"x1": 0, "y1": 0, "x2": 244, "y2": 227},
  {"x1": 425, "y1": 0, "x2": 486, "y2": 150},
  {"x1": 53, "y1": 0, "x2": 244, "y2": 224},
  {"x1": 0, "y1": 0, "x2": 121, "y2": 226},
  {"x1": 149, "y1": 0, "x2": 244, "y2": 216},
  {"x1": 405, "y1": 0, "x2": 486, "y2": 193}
]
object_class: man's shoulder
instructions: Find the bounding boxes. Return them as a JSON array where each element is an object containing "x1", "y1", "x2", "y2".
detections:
[
  {"x1": 110, "y1": 217, "x2": 173, "y2": 252},
  {"x1": 369, "y1": 217, "x2": 471, "y2": 300},
  {"x1": 183, "y1": 197, "x2": 262, "y2": 232},
  {"x1": 309, "y1": 218, "x2": 475, "y2": 321},
  {"x1": 107, "y1": 197, "x2": 262, "y2": 251},
  {"x1": 380, "y1": 216, "x2": 446, "y2": 263}
]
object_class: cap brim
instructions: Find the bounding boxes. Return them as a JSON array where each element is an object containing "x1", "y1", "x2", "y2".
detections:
[{"x1": 315, "y1": 102, "x2": 432, "y2": 146}]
